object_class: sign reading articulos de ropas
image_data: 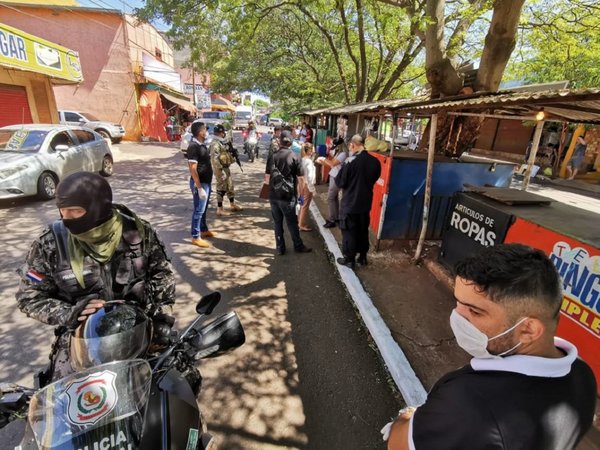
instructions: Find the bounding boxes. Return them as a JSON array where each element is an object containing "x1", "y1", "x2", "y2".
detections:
[
  {"x1": 0, "y1": 22, "x2": 82, "y2": 82},
  {"x1": 504, "y1": 219, "x2": 600, "y2": 393}
]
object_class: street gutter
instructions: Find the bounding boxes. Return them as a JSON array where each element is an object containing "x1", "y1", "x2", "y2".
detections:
[{"x1": 309, "y1": 202, "x2": 428, "y2": 407}]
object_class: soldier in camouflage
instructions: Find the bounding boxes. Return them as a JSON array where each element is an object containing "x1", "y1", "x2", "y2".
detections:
[
  {"x1": 16, "y1": 172, "x2": 175, "y2": 383},
  {"x1": 210, "y1": 124, "x2": 243, "y2": 216}
]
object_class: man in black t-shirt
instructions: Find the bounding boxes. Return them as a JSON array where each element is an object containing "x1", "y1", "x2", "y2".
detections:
[
  {"x1": 187, "y1": 121, "x2": 214, "y2": 248},
  {"x1": 263, "y1": 130, "x2": 311, "y2": 255},
  {"x1": 385, "y1": 244, "x2": 596, "y2": 450}
]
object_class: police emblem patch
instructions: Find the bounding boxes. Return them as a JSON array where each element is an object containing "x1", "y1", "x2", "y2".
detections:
[{"x1": 65, "y1": 370, "x2": 118, "y2": 426}]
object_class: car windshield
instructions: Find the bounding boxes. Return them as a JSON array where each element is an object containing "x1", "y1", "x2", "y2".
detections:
[
  {"x1": 236, "y1": 112, "x2": 252, "y2": 120},
  {"x1": 81, "y1": 112, "x2": 101, "y2": 121},
  {"x1": 0, "y1": 129, "x2": 48, "y2": 153}
]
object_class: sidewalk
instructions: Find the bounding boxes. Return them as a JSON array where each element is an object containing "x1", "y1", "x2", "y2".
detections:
[
  {"x1": 309, "y1": 183, "x2": 600, "y2": 450},
  {"x1": 515, "y1": 173, "x2": 600, "y2": 200}
]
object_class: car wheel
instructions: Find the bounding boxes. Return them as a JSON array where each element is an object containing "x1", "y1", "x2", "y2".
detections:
[
  {"x1": 111, "y1": 137, "x2": 122, "y2": 144},
  {"x1": 37, "y1": 172, "x2": 57, "y2": 200},
  {"x1": 100, "y1": 155, "x2": 114, "y2": 176},
  {"x1": 97, "y1": 129, "x2": 111, "y2": 140}
]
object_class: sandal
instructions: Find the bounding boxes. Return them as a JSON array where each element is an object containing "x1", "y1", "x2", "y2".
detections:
[{"x1": 300, "y1": 227, "x2": 313, "y2": 232}]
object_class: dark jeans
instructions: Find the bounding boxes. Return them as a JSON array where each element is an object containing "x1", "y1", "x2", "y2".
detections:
[
  {"x1": 190, "y1": 178, "x2": 211, "y2": 238},
  {"x1": 339, "y1": 212, "x2": 370, "y2": 261},
  {"x1": 270, "y1": 198, "x2": 304, "y2": 252}
]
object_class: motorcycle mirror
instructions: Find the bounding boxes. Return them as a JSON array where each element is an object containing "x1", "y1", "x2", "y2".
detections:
[
  {"x1": 196, "y1": 292, "x2": 221, "y2": 315},
  {"x1": 188, "y1": 311, "x2": 245, "y2": 360}
]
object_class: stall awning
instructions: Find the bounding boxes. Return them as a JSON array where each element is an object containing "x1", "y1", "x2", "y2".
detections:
[
  {"x1": 0, "y1": 22, "x2": 82, "y2": 84},
  {"x1": 160, "y1": 90, "x2": 197, "y2": 113}
]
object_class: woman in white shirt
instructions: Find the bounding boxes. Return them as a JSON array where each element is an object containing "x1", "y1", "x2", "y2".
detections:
[
  {"x1": 317, "y1": 138, "x2": 348, "y2": 228},
  {"x1": 298, "y1": 143, "x2": 316, "y2": 231}
]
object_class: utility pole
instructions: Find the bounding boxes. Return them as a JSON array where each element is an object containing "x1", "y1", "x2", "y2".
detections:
[{"x1": 191, "y1": 58, "x2": 196, "y2": 111}]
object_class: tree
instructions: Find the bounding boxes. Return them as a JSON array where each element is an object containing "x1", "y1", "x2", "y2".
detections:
[
  {"x1": 504, "y1": 0, "x2": 600, "y2": 88},
  {"x1": 413, "y1": 0, "x2": 526, "y2": 155},
  {"x1": 137, "y1": 0, "x2": 425, "y2": 108}
]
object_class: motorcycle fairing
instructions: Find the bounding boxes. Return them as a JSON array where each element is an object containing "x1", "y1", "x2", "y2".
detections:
[{"x1": 26, "y1": 360, "x2": 151, "y2": 450}]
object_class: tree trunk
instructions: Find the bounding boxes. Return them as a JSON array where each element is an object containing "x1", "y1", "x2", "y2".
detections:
[
  {"x1": 425, "y1": 0, "x2": 463, "y2": 98},
  {"x1": 475, "y1": 0, "x2": 525, "y2": 91},
  {"x1": 421, "y1": 0, "x2": 526, "y2": 156}
]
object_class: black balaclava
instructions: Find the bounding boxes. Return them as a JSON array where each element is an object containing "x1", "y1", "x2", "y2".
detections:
[{"x1": 56, "y1": 172, "x2": 113, "y2": 234}]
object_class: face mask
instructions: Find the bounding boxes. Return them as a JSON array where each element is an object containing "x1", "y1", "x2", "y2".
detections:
[{"x1": 449, "y1": 309, "x2": 528, "y2": 359}]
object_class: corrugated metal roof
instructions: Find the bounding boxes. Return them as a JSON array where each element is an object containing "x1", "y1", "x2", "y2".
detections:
[
  {"x1": 392, "y1": 88, "x2": 600, "y2": 123},
  {"x1": 300, "y1": 88, "x2": 600, "y2": 123}
]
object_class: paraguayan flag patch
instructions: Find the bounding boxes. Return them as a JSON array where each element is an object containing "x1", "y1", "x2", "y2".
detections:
[{"x1": 26, "y1": 270, "x2": 44, "y2": 283}]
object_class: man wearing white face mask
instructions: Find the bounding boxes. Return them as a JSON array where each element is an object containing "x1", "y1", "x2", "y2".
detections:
[{"x1": 384, "y1": 243, "x2": 596, "y2": 450}]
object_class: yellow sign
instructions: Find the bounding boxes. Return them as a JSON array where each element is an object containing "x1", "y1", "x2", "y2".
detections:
[{"x1": 0, "y1": 22, "x2": 83, "y2": 83}]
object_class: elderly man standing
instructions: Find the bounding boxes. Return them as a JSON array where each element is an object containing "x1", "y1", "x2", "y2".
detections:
[
  {"x1": 334, "y1": 134, "x2": 381, "y2": 269},
  {"x1": 384, "y1": 243, "x2": 596, "y2": 450}
]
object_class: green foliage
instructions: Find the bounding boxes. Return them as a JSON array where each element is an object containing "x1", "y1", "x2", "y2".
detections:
[
  {"x1": 503, "y1": 0, "x2": 600, "y2": 88},
  {"x1": 136, "y1": 0, "x2": 599, "y2": 117}
]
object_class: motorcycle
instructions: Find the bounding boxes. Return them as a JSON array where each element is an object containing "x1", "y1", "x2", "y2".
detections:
[
  {"x1": 0, "y1": 292, "x2": 245, "y2": 450},
  {"x1": 242, "y1": 129, "x2": 261, "y2": 162}
]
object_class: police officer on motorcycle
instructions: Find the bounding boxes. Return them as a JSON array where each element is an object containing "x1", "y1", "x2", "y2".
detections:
[
  {"x1": 243, "y1": 121, "x2": 261, "y2": 162},
  {"x1": 16, "y1": 172, "x2": 176, "y2": 384}
]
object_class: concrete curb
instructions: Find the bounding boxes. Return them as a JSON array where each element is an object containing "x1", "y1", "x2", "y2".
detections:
[{"x1": 309, "y1": 202, "x2": 427, "y2": 406}]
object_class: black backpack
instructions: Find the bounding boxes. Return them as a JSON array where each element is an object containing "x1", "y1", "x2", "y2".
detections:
[{"x1": 270, "y1": 159, "x2": 294, "y2": 197}]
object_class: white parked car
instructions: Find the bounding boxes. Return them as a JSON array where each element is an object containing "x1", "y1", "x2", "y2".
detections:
[
  {"x1": 268, "y1": 118, "x2": 283, "y2": 127},
  {"x1": 0, "y1": 124, "x2": 113, "y2": 200},
  {"x1": 59, "y1": 110, "x2": 125, "y2": 144},
  {"x1": 180, "y1": 119, "x2": 231, "y2": 157}
]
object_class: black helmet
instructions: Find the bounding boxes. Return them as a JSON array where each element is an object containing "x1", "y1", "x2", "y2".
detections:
[
  {"x1": 213, "y1": 124, "x2": 226, "y2": 134},
  {"x1": 70, "y1": 303, "x2": 152, "y2": 371}
]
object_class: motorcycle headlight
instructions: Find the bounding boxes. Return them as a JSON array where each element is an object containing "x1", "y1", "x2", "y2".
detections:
[{"x1": 0, "y1": 165, "x2": 28, "y2": 179}]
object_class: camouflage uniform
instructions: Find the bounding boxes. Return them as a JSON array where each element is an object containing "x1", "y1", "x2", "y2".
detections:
[
  {"x1": 16, "y1": 204, "x2": 175, "y2": 381},
  {"x1": 210, "y1": 136, "x2": 235, "y2": 204}
]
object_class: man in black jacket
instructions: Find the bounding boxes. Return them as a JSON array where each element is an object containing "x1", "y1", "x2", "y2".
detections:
[
  {"x1": 263, "y1": 130, "x2": 311, "y2": 255},
  {"x1": 334, "y1": 134, "x2": 381, "y2": 269}
]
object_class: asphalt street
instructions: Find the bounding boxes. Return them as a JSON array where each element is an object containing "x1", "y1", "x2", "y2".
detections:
[{"x1": 0, "y1": 133, "x2": 401, "y2": 449}]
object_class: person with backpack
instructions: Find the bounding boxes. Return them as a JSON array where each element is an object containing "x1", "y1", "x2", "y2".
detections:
[{"x1": 263, "y1": 130, "x2": 312, "y2": 255}]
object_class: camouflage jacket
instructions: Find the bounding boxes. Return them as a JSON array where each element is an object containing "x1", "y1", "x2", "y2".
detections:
[
  {"x1": 210, "y1": 138, "x2": 234, "y2": 171},
  {"x1": 16, "y1": 204, "x2": 176, "y2": 327}
]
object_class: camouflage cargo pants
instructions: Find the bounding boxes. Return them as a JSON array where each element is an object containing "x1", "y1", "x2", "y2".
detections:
[{"x1": 215, "y1": 166, "x2": 234, "y2": 203}]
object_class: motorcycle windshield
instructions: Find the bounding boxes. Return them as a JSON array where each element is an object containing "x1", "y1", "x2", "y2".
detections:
[{"x1": 27, "y1": 360, "x2": 151, "y2": 450}]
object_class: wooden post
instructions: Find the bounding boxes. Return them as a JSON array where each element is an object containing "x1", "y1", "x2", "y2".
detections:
[
  {"x1": 414, "y1": 113, "x2": 437, "y2": 263},
  {"x1": 521, "y1": 119, "x2": 544, "y2": 191}
]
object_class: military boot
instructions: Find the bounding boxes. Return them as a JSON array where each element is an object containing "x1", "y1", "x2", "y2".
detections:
[
  {"x1": 230, "y1": 202, "x2": 243, "y2": 212},
  {"x1": 217, "y1": 207, "x2": 230, "y2": 216}
]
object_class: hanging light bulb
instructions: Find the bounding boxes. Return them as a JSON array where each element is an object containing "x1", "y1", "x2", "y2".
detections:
[{"x1": 535, "y1": 111, "x2": 545, "y2": 121}]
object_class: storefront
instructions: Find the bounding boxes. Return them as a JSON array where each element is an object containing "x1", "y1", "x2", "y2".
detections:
[
  {"x1": 138, "y1": 83, "x2": 196, "y2": 142},
  {"x1": 0, "y1": 22, "x2": 82, "y2": 127}
]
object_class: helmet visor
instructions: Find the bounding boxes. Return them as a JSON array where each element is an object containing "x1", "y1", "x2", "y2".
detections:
[{"x1": 70, "y1": 321, "x2": 151, "y2": 371}]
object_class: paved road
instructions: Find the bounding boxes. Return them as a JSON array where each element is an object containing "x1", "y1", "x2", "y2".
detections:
[{"x1": 0, "y1": 139, "x2": 400, "y2": 449}]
